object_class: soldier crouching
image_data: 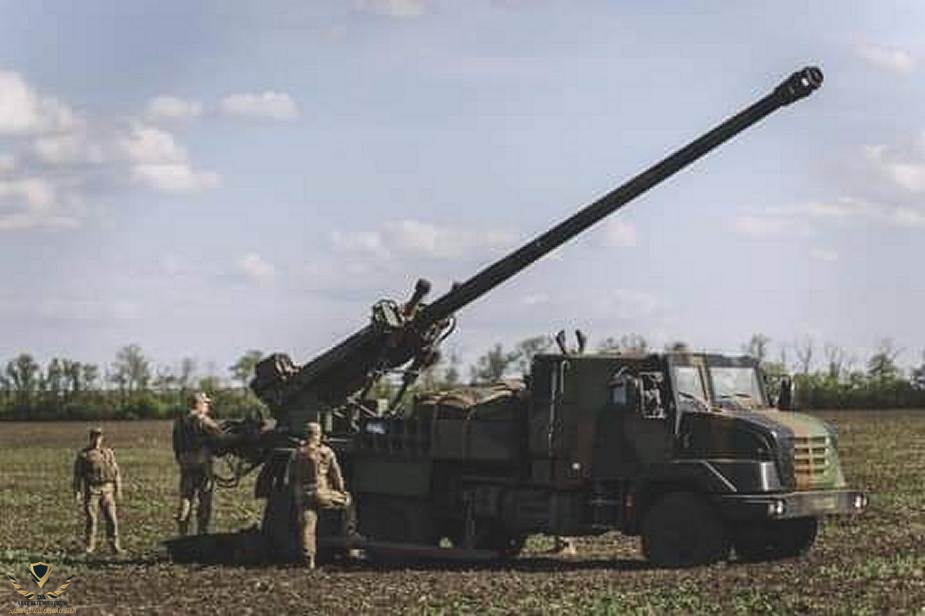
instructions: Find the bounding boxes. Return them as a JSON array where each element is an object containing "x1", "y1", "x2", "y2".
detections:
[
  {"x1": 73, "y1": 427, "x2": 125, "y2": 554},
  {"x1": 293, "y1": 421, "x2": 355, "y2": 569}
]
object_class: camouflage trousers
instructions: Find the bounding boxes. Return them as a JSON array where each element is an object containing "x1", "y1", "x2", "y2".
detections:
[
  {"x1": 297, "y1": 489, "x2": 352, "y2": 559},
  {"x1": 83, "y1": 482, "x2": 119, "y2": 550},
  {"x1": 176, "y1": 463, "x2": 214, "y2": 535}
]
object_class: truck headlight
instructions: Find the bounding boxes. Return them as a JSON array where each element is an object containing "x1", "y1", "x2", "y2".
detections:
[
  {"x1": 853, "y1": 494, "x2": 868, "y2": 510},
  {"x1": 767, "y1": 499, "x2": 786, "y2": 517}
]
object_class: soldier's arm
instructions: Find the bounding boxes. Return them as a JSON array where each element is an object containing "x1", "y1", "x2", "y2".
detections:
[
  {"x1": 198, "y1": 415, "x2": 225, "y2": 441},
  {"x1": 171, "y1": 420, "x2": 182, "y2": 461},
  {"x1": 72, "y1": 455, "x2": 83, "y2": 498},
  {"x1": 327, "y1": 449, "x2": 345, "y2": 492},
  {"x1": 111, "y1": 450, "x2": 123, "y2": 500}
]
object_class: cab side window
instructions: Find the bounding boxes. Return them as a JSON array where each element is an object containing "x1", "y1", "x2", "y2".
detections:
[
  {"x1": 639, "y1": 372, "x2": 667, "y2": 420},
  {"x1": 609, "y1": 369, "x2": 667, "y2": 420}
]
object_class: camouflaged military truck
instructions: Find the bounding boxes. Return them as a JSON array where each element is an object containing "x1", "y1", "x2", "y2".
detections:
[
  {"x1": 168, "y1": 66, "x2": 866, "y2": 568},
  {"x1": 341, "y1": 350, "x2": 866, "y2": 567}
]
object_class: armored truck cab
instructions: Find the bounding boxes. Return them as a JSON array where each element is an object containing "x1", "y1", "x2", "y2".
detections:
[{"x1": 343, "y1": 351, "x2": 866, "y2": 567}]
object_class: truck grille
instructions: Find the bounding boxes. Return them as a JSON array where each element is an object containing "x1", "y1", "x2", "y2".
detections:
[{"x1": 792, "y1": 435, "x2": 831, "y2": 487}]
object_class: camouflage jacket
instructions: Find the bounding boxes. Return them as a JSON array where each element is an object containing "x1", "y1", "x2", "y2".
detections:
[
  {"x1": 172, "y1": 410, "x2": 224, "y2": 465},
  {"x1": 293, "y1": 442, "x2": 345, "y2": 496},
  {"x1": 73, "y1": 446, "x2": 121, "y2": 492}
]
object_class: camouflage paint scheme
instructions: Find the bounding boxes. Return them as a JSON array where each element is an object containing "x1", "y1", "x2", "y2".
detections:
[
  {"x1": 172, "y1": 68, "x2": 846, "y2": 565},
  {"x1": 332, "y1": 352, "x2": 862, "y2": 553}
]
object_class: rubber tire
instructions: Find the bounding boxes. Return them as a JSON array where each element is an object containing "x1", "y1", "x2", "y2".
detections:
[
  {"x1": 734, "y1": 517, "x2": 818, "y2": 562},
  {"x1": 641, "y1": 491, "x2": 728, "y2": 568},
  {"x1": 359, "y1": 495, "x2": 438, "y2": 545},
  {"x1": 475, "y1": 524, "x2": 526, "y2": 559},
  {"x1": 443, "y1": 519, "x2": 526, "y2": 559}
]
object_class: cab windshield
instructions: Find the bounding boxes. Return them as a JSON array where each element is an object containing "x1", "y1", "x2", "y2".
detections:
[
  {"x1": 709, "y1": 366, "x2": 765, "y2": 407},
  {"x1": 672, "y1": 366, "x2": 709, "y2": 411}
]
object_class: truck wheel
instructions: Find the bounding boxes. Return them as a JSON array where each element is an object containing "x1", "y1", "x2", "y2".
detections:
[
  {"x1": 444, "y1": 520, "x2": 526, "y2": 558},
  {"x1": 733, "y1": 517, "x2": 818, "y2": 562},
  {"x1": 641, "y1": 491, "x2": 728, "y2": 568},
  {"x1": 476, "y1": 525, "x2": 526, "y2": 559},
  {"x1": 358, "y1": 495, "x2": 438, "y2": 545}
]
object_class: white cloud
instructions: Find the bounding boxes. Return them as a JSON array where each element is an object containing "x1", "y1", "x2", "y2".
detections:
[
  {"x1": 121, "y1": 124, "x2": 188, "y2": 164},
  {"x1": 332, "y1": 219, "x2": 516, "y2": 260},
  {"x1": 119, "y1": 124, "x2": 219, "y2": 193},
  {"x1": 219, "y1": 91, "x2": 299, "y2": 121},
  {"x1": 32, "y1": 131, "x2": 106, "y2": 166},
  {"x1": 0, "y1": 154, "x2": 15, "y2": 174},
  {"x1": 732, "y1": 215, "x2": 795, "y2": 239},
  {"x1": 600, "y1": 219, "x2": 637, "y2": 248},
  {"x1": 236, "y1": 253, "x2": 277, "y2": 285},
  {"x1": 386, "y1": 219, "x2": 515, "y2": 258},
  {"x1": 864, "y1": 137, "x2": 925, "y2": 193},
  {"x1": 0, "y1": 70, "x2": 220, "y2": 232},
  {"x1": 590, "y1": 288, "x2": 660, "y2": 320},
  {"x1": 132, "y1": 163, "x2": 220, "y2": 193},
  {"x1": 521, "y1": 293, "x2": 549, "y2": 306},
  {"x1": 857, "y1": 44, "x2": 916, "y2": 75},
  {"x1": 36, "y1": 298, "x2": 141, "y2": 321},
  {"x1": 891, "y1": 207, "x2": 925, "y2": 228},
  {"x1": 0, "y1": 176, "x2": 80, "y2": 230},
  {"x1": 145, "y1": 96, "x2": 202, "y2": 122},
  {"x1": 0, "y1": 70, "x2": 75, "y2": 135},
  {"x1": 331, "y1": 230, "x2": 390, "y2": 258},
  {"x1": 809, "y1": 248, "x2": 838, "y2": 263},
  {"x1": 354, "y1": 0, "x2": 426, "y2": 18}
]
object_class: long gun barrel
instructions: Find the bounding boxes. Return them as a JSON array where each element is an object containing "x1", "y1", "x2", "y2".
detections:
[{"x1": 252, "y1": 67, "x2": 823, "y2": 432}]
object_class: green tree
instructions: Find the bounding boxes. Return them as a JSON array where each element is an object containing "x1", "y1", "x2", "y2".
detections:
[
  {"x1": 867, "y1": 339, "x2": 900, "y2": 381},
  {"x1": 443, "y1": 349, "x2": 462, "y2": 387},
  {"x1": 178, "y1": 357, "x2": 197, "y2": 392},
  {"x1": 511, "y1": 336, "x2": 553, "y2": 374},
  {"x1": 911, "y1": 352, "x2": 925, "y2": 390},
  {"x1": 470, "y1": 344, "x2": 518, "y2": 384},
  {"x1": 5, "y1": 353, "x2": 40, "y2": 412},
  {"x1": 598, "y1": 333, "x2": 648, "y2": 353},
  {"x1": 795, "y1": 337, "x2": 814, "y2": 374},
  {"x1": 742, "y1": 333, "x2": 770, "y2": 363},
  {"x1": 41, "y1": 358, "x2": 68, "y2": 414},
  {"x1": 110, "y1": 344, "x2": 152, "y2": 408},
  {"x1": 229, "y1": 350, "x2": 263, "y2": 388},
  {"x1": 823, "y1": 343, "x2": 846, "y2": 380}
]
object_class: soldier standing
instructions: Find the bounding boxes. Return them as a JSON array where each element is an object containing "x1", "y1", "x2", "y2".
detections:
[
  {"x1": 172, "y1": 392, "x2": 224, "y2": 536},
  {"x1": 73, "y1": 427, "x2": 125, "y2": 554},
  {"x1": 293, "y1": 421, "x2": 353, "y2": 569}
]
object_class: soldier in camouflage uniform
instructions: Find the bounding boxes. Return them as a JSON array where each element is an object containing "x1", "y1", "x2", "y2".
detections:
[
  {"x1": 293, "y1": 421, "x2": 352, "y2": 569},
  {"x1": 172, "y1": 392, "x2": 224, "y2": 536},
  {"x1": 73, "y1": 427, "x2": 125, "y2": 554}
]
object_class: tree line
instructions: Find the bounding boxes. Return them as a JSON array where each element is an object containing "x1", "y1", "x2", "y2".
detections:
[
  {"x1": 0, "y1": 345, "x2": 266, "y2": 420},
  {"x1": 2, "y1": 334, "x2": 924, "y2": 420}
]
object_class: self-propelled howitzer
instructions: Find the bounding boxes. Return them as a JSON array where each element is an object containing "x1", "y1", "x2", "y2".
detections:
[{"x1": 251, "y1": 67, "x2": 824, "y2": 435}]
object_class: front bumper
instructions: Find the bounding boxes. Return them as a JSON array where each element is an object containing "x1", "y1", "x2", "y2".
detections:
[{"x1": 717, "y1": 489, "x2": 868, "y2": 520}]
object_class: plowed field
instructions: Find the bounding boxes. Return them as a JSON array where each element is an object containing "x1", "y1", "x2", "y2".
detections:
[{"x1": 1, "y1": 411, "x2": 923, "y2": 614}]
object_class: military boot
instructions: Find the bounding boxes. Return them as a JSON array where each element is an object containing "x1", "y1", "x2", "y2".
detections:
[
  {"x1": 84, "y1": 537, "x2": 96, "y2": 555},
  {"x1": 110, "y1": 540, "x2": 126, "y2": 555},
  {"x1": 301, "y1": 555, "x2": 316, "y2": 570}
]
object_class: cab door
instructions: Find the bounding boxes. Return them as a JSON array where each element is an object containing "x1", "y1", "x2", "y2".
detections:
[{"x1": 594, "y1": 364, "x2": 672, "y2": 479}]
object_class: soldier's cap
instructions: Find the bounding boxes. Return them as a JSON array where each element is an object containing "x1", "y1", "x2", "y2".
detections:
[{"x1": 89, "y1": 426, "x2": 103, "y2": 436}]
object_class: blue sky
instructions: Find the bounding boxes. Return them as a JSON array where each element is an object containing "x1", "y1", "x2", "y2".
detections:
[{"x1": 1, "y1": 0, "x2": 924, "y2": 377}]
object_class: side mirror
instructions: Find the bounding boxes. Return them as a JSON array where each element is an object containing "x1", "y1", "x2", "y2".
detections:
[{"x1": 777, "y1": 377, "x2": 794, "y2": 411}]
